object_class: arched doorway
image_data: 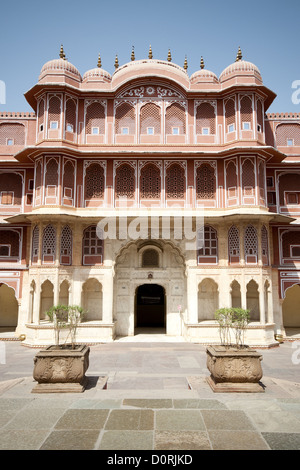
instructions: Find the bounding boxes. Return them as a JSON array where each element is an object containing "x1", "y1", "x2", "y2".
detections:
[
  {"x1": 0, "y1": 283, "x2": 18, "y2": 331},
  {"x1": 283, "y1": 284, "x2": 300, "y2": 328},
  {"x1": 135, "y1": 284, "x2": 166, "y2": 330}
]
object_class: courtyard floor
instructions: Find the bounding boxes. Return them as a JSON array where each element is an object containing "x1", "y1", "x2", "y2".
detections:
[{"x1": 0, "y1": 334, "x2": 300, "y2": 451}]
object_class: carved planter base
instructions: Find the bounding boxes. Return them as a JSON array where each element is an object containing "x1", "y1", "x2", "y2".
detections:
[
  {"x1": 206, "y1": 345, "x2": 264, "y2": 393},
  {"x1": 32, "y1": 344, "x2": 90, "y2": 393}
]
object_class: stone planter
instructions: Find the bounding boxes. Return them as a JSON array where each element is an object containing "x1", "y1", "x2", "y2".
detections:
[
  {"x1": 32, "y1": 344, "x2": 90, "y2": 393},
  {"x1": 206, "y1": 345, "x2": 264, "y2": 393}
]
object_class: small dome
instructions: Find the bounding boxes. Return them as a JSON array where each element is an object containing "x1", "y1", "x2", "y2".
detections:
[
  {"x1": 39, "y1": 58, "x2": 82, "y2": 81},
  {"x1": 219, "y1": 59, "x2": 262, "y2": 83},
  {"x1": 82, "y1": 67, "x2": 112, "y2": 83},
  {"x1": 190, "y1": 69, "x2": 219, "y2": 84}
]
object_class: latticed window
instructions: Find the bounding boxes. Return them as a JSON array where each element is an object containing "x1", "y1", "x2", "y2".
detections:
[
  {"x1": 242, "y1": 158, "x2": 255, "y2": 196},
  {"x1": 86, "y1": 101, "x2": 105, "y2": 134},
  {"x1": 225, "y1": 99, "x2": 236, "y2": 131},
  {"x1": 82, "y1": 225, "x2": 103, "y2": 264},
  {"x1": 140, "y1": 164, "x2": 161, "y2": 199},
  {"x1": 42, "y1": 224, "x2": 56, "y2": 262},
  {"x1": 47, "y1": 96, "x2": 61, "y2": 130},
  {"x1": 261, "y1": 225, "x2": 269, "y2": 264},
  {"x1": 196, "y1": 102, "x2": 216, "y2": 135},
  {"x1": 0, "y1": 173, "x2": 22, "y2": 205},
  {"x1": 165, "y1": 103, "x2": 186, "y2": 135},
  {"x1": 0, "y1": 230, "x2": 19, "y2": 257},
  {"x1": 257, "y1": 99, "x2": 264, "y2": 131},
  {"x1": 258, "y1": 161, "x2": 265, "y2": 199},
  {"x1": 63, "y1": 160, "x2": 75, "y2": 199},
  {"x1": 278, "y1": 173, "x2": 300, "y2": 206},
  {"x1": 240, "y1": 96, "x2": 253, "y2": 129},
  {"x1": 85, "y1": 163, "x2": 105, "y2": 199},
  {"x1": 38, "y1": 99, "x2": 45, "y2": 131},
  {"x1": 228, "y1": 226, "x2": 240, "y2": 260},
  {"x1": 276, "y1": 124, "x2": 300, "y2": 146},
  {"x1": 165, "y1": 164, "x2": 185, "y2": 199},
  {"x1": 198, "y1": 226, "x2": 218, "y2": 259},
  {"x1": 65, "y1": 99, "x2": 77, "y2": 133},
  {"x1": 60, "y1": 225, "x2": 72, "y2": 265},
  {"x1": 244, "y1": 225, "x2": 258, "y2": 261},
  {"x1": 115, "y1": 164, "x2": 135, "y2": 199},
  {"x1": 142, "y1": 249, "x2": 159, "y2": 267},
  {"x1": 282, "y1": 230, "x2": 300, "y2": 258},
  {"x1": 226, "y1": 160, "x2": 238, "y2": 198},
  {"x1": 140, "y1": 103, "x2": 161, "y2": 134},
  {"x1": 196, "y1": 163, "x2": 216, "y2": 199},
  {"x1": 0, "y1": 123, "x2": 25, "y2": 145},
  {"x1": 31, "y1": 225, "x2": 39, "y2": 261},
  {"x1": 115, "y1": 102, "x2": 135, "y2": 134},
  {"x1": 45, "y1": 158, "x2": 58, "y2": 187}
]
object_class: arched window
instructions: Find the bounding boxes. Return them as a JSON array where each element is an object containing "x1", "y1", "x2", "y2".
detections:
[
  {"x1": 37, "y1": 99, "x2": 45, "y2": 133},
  {"x1": 0, "y1": 172, "x2": 22, "y2": 206},
  {"x1": 115, "y1": 163, "x2": 135, "y2": 200},
  {"x1": 196, "y1": 102, "x2": 216, "y2": 135},
  {"x1": 140, "y1": 103, "x2": 161, "y2": 135},
  {"x1": 165, "y1": 103, "x2": 186, "y2": 135},
  {"x1": 140, "y1": 163, "x2": 161, "y2": 199},
  {"x1": 261, "y1": 225, "x2": 269, "y2": 265},
  {"x1": 84, "y1": 163, "x2": 105, "y2": 200},
  {"x1": 62, "y1": 160, "x2": 75, "y2": 204},
  {"x1": 86, "y1": 101, "x2": 105, "y2": 135},
  {"x1": 228, "y1": 226, "x2": 240, "y2": 264},
  {"x1": 142, "y1": 249, "x2": 159, "y2": 267},
  {"x1": 31, "y1": 225, "x2": 39, "y2": 263},
  {"x1": 60, "y1": 225, "x2": 72, "y2": 266},
  {"x1": 65, "y1": 98, "x2": 77, "y2": 134},
  {"x1": 165, "y1": 163, "x2": 185, "y2": 199},
  {"x1": 242, "y1": 158, "x2": 255, "y2": 198},
  {"x1": 47, "y1": 96, "x2": 61, "y2": 131},
  {"x1": 82, "y1": 225, "x2": 103, "y2": 265},
  {"x1": 42, "y1": 224, "x2": 56, "y2": 264},
  {"x1": 0, "y1": 230, "x2": 20, "y2": 259},
  {"x1": 244, "y1": 225, "x2": 258, "y2": 264},
  {"x1": 225, "y1": 98, "x2": 236, "y2": 133},
  {"x1": 196, "y1": 163, "x2": 216, "y2": 200},
  {"x1": 197, "y1": 226, "x2": 218, "y2": 264},
  {"x1": 240, "y1": 95, "x2": 253, "y2": 130},
  {"x1": 45, "y1": 158, "x2": 59, "y2": 202},
  {"x1": 115, "y1": 102, "x2": 135, "y2": 135}
]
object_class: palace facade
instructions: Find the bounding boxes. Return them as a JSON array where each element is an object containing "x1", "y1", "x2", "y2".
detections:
[{"x1": 0, "y1": 46, "x2": 299, "y2": 347}]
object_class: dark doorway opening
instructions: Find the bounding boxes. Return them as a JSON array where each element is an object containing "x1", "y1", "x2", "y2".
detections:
[{"x1": 135, "y1": 284, "x2": 166, "y2": 329}]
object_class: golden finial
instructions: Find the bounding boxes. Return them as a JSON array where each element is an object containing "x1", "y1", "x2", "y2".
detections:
[
  {"x1": 183, "y1": 55, "x2": 188, "y2": 71},
  {"x1": 236, "y1": 46, "x2": 242, "y2": 62},
  {"x1": 131, "y1": 46, "x2": 135, "y2": 61},
  {"x1": 167, "y1": 49, "x2": 172, "y2": 62},
  {"x1": 200, "y1": 56, "x2": 205, "y2": 69},
  {"x1": 114, "y1": 54, "x2": 119, "y2": 69},
  {"x1": 148, "y1": 45, "x2": 153, "y2": 59},
  {"x1": 97, "y1": 53, "x2": 102, "y2": 68},
  {"x1": 59, "y1": 44, "x2": 66, "y2": 60}
]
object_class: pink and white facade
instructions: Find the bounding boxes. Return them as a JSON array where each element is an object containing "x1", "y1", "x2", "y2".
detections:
[{"x1": 0, "y1": 47, "x2": 299, "y2": 347}]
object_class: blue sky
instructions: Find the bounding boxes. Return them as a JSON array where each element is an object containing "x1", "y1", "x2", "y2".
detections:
[{"x1": 0, "y1": 0, "x2": 299, "y2": 113}]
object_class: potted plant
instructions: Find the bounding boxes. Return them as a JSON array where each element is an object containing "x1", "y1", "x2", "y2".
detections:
[
  {"x1": 32, "y1": 305, "x2": 90, "y2": 393},
  {"x1": 206, "y1": 307, "x2": 264, "y2": 393}
]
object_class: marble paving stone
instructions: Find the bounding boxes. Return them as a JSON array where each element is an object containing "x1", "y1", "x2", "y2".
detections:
[
  {"x1": 224, "y1": 399, "x2": 283, "y2": 411},
  {"x1": 40, "y1": 429, "x2": 100, "y2": 450},
  {"x1": 154, "y1": 431, "x2": 211, "y2": 450},
  {"x1": 262, "y1": 432, "x2": 300, "y2": 450},
  {"x1": 208, "y1": 430, "x2": 270, "y2": 450},
  {"x1": 123, "y1": 399, "x2": 173, "y2": 408},
  {"x1": 155, "y1": 410, "x2": 205, "y2": 431},
  {"x1": 0, "y1": 410, "x2": 18, "y2": 427},
  {"x1": 173, "y1": 399, "x2": 227, "y2": 410},
  {"x1": 54, "y1": 409, "x2": 109, "y2": 430},
  {"x1": 0, "y1": 429, "x2": 50, "y2": 450},
  {"x1": 105, "y1": 409, "x2": 154, "y2": 430},
  {"x1": 4, "y1": 408, "x2": 65, "y2": 430},
  {"x1": 246, "y1": 410, "x2": 300, "y2": 433},
  {"x1": 98, "y1": 430, "x2": 153, "y2": 450},
  {"x1": 0, "y1": 398, "x2": 33, "y2": 410},
  {"x1": 201, "y1": 410, "x2": 255, "y2": 431}
]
